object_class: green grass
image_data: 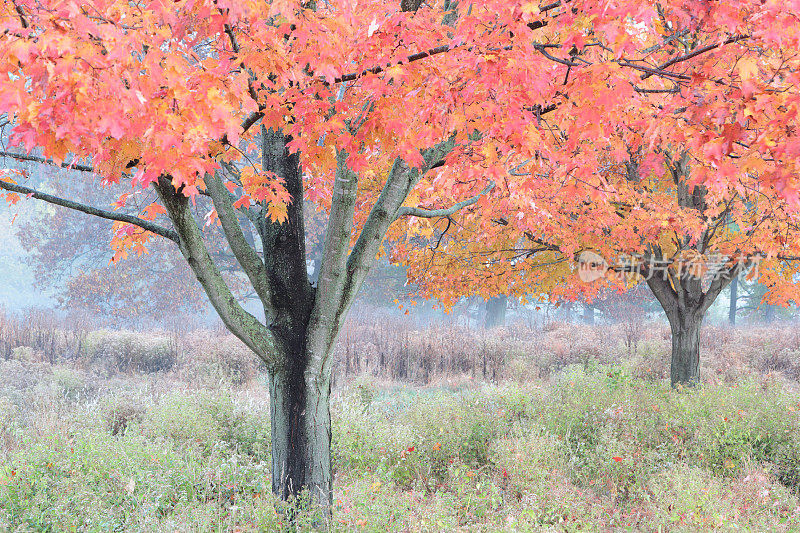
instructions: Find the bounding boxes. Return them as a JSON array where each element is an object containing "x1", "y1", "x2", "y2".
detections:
[{"x1": 1, "y1": 362, "x2": 800, "y2": 531}]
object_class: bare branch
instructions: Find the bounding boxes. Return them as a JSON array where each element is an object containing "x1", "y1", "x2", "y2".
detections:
[
  {"x1": 633, "y1": 85, "x2": 680, "y2": 94},
  {"x1": 700, "y1": 260, "x2": 746, "y2": 312},
  {"x1": 334, "y1": 45, "x2": 452, "y2": 84},
  {"x1": 221, "y1": 111, "x2": 264, "y2": 146},
  {"x1": 642, "y1": 34, "x2": 750, "y2": 80},
  {"x1": 304, "y1": 148, "x2": 360, "y2": 378},
  {"x1": 11, "y1": 0, "x2": 29, "y2": 28},
  {"x1": 155, "y1": 177, "x2": 279, "y2": 366},
  {"x1": 340, "y1": 137, "x2": 457, "y2": 309},
  {"x1": 0, "y1": 178, "x2": 179, "y2": 242},
  {"x1": 206, "y1": 170, "x2": 272, "y2": 304},
  {"x1": 333, "y1": 2, "x2": 564, "y2": 84},
  {"x1": 526, "y1": 0, "x2": 568, "y2": 30},
  {"x1": 617, "y1": 60, "x2": 691, "y2": 80},
  {"x1": 534, "y1": 45, "x2": 579, "y2": 67},
  {"x1": 0, "y1": 151, "x2": 95, "y2": 173},
  {"x1": 396, "y1": 181, "x2": 494, "y2": 219}
]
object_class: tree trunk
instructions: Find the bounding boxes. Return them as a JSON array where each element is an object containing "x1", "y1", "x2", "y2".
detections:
[
  {"x1": 268, "y1": 347, "x2": 333, "y2": 512},
  {"x1": 484, "y1": 295, "x2": 507, "y2": 328},
  {"x1": 765, "y1": 303, "x2": 777, "y2": 323},
  {"x1": 583, "y1": 305, "x2": 595, "y2": 325},
  {"x1": 645, "y1": 270, "x2": 726, "y2": 389},
  {"x1": 728, "y1": 276, "x2": 738, "y2": 325},
  {"x1": 667, "y1": 311, "x2": 703, "y2": 387}
]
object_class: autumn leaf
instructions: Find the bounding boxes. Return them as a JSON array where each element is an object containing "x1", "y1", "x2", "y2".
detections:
[{"x1": 141, "y1": 202, "x2": 167, "y2": 221}]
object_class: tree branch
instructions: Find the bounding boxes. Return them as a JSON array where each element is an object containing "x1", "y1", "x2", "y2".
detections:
[
  {"x1": 332, "y1": 1, "x2": 564, "y2": 84},
  {"x1": 642, "y1": 34, "x2": 750, "y2": 80},
  {"x1": 396, "y1": 181, "x2": 494, "y2": 219},
  {"x1": 337, "y1": 137, "x2": 457, "y2": 317},
  {"x1": 617, "y1": 60, "x2": 691, "y2": 81},
  {"x1": 645, "y1": 274, "x2": 679, "y2": 321},
  {"x1": 700, "y1": 260, "x2": 747, "y2": 313},
  {"x1": 206, "y1": 170, "x2": 272, "y2": 304},
  {"x1": 155, "y1": 177, "x2": 279, "y2": 367},
  {"x1": 0, "y1": 178, "x2": 179, "y2": 242},
  {"x1": 221, "y1": 111, "x2": 264, "y2": 147},
  {"x1": 0, "y1": 151, "x2": 95, "y2": 173},
  {"x1": 304, "y1": 147, "x2": 360, "y2": 378},
  {"x1": 11, "y1": 0, "x2": 29, "y2": 29},
  {"x1": 333, "y1": 45, "x2": 452, "y2": 84}
]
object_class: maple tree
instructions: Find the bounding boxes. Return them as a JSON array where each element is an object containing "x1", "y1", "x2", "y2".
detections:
[
  {"x1": 410, "y1": 158, "x2": 800, "y2": 386},
  {"x1": 407, "y1": 149, "x2": 800, "y2": 387},
  {"x1": 2, "y1": 0, "x2": 800, "y2": 516},
  {"x1": 406, "y1": 163, "x2": 800, "y2": 387},
  {"x1": 7, "y1": 175, "x2": 209, "y2": 322},
  {"x1": 392, "y1": 3, "x2": 800, "y2": 388}
]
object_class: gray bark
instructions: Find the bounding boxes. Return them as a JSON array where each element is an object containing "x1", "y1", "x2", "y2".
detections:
[
  {"x1": 667, "y1": 308, "x2": 703, "y2": 386},
  {"x1": 728, "y1": 276, "x2": 738, "y2": 325},
  {"x1": 269, "y1": 363, "x2": 331, "y2": 508},
  {"x1": 484, "y1": 296, "x2": 507, "y2": 328},
  {"x1": 647, "y1": 273, "x2": 703, "y2": 387},
  {"x1": 154, "y1": 177, "x2": 278, "y2": 365},
  {"x1": 644, "y1": 251, "x2": 738, "y2": 387}
]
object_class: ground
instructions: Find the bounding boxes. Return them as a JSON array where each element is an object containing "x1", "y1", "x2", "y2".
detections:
[{"x1": 1, "y1": 320, "x2": 800, "y2": 531}]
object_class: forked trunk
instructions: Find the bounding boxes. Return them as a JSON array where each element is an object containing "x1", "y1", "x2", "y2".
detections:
[
  {"x1": 646, "y1": 274, "x2": 715, "y2": 389},
  {"x1": 667, "y1": 311, "x2": 702, "y2": 387}
]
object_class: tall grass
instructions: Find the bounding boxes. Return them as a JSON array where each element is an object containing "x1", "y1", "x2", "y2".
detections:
[
  {"x1": 2, "y1": 311, "x2": 800, "y2": 529},
  {"x1": 1, "y1": 364, "x2": 799, "y2": 531}
]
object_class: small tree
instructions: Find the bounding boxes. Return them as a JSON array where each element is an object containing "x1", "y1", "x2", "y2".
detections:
[
  {"x1": 397, "y1": 1, "x2": 800, "y2": 388},
  {"x1": 408, "y1": 153, "x2": 800, "y2": 386},
  {"x1": 596, "y1": 285, "x2": 655, "y2": 357}
]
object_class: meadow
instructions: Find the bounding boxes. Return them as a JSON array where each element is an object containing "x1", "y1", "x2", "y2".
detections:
[{"x1": 1, "y1": 313, "x2": 800, "y2": 531}]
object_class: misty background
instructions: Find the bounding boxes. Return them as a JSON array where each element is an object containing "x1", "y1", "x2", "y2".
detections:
[{"x1": 0, "y1": 156, "x2": 795, "y2": 329}]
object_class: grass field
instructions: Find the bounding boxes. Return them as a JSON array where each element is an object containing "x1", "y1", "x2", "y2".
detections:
[{"x1": 1, "y1": 321, "x2": 800, "y2": 531}]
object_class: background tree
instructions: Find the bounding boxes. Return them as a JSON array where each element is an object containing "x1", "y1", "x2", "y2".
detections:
[
  {"x1": 731, "y1": 279, "x2": 794, "y2": 323},
  {"x1": 393, "y1": 1, "x2": 800, "y2": 388},
  {"x1": 407, "y1": 152, "x2": 800, "y2": 386},
  {"x1": 10, "y1": 174, "x2": 207, "y2": 323},
  {"x1": 729, "y1": 276, "x2": 739, "y2": 325},
  {"x1": 484, "y1": 295, "x2": 508, "y2": 329}
]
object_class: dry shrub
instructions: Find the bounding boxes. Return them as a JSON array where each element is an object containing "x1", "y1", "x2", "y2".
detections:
[
  {"x1": 81, "y1": 330, "x2": 177, "y2": 374},
  {"x1": 9, "y1": 346, "x2": 39, "y2": 363},
  {"x1": 100, "y1": 395, "x2": 146, "y2": 436},
  {"x1": 179, "y1": 331, "x2": 261, "y2": 386},
  {"x1": 335, "y1": 314, "x2": 511, "y2": 383},
  {"x1": 332, "y1": 314, "x2": 800, "y2": 385},
  {"x1": 7, "y1": 303, "x2": 800, "y2": 388},
  {"x1": 536, "y1": 322, "x2": 610, "y2": 376},
  {"x1": 631, "y1": 348, "x2": 670, "y2": 380},
  {"x1": 694, "y1": 325, "x2": 800, "y2": 383},
  {"x1": 0, "y1": 359, "x2": 53, "y2": 392},
  {"x1": 729, "y1": 467, "x2": 799, "y2": 513},
  {"x1": 334, "y1": 314, "x2": 632, "y2": 384},
  {"x1": 755, "y1": 350, "x2": 800, "y2": 381},
  {"x1": 0, "y1": 307, "x2": 83, "y2": 364},
  {"x1": 49, "y1": 365, "x2": 95, "y2": 402}
]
